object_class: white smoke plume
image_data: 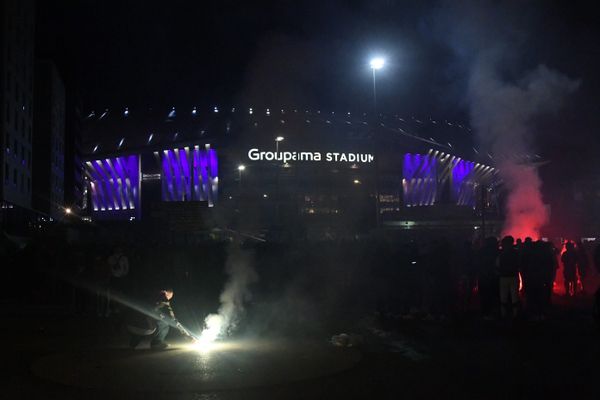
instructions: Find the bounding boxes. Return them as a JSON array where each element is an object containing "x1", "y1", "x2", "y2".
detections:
[
  {"x1": 198, "y1": 244, "x2": 258, "y2": 344},
  {"x1": 433, "y1": 0, "x2": 580, "y2": 239},
  {"x1": 468, "y1": 53, "x2": 580, "y2": 239}
]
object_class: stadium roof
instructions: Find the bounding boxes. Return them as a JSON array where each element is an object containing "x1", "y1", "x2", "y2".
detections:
[{"x1": 81, "y1": 105, "x2": 541, "y2": 166}]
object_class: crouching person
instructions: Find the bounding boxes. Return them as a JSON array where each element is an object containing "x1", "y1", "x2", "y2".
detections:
[
  {"x1": 151, "y1": 287, "x2": 179, "y2": 349},
  {"x1": 127, "y1": 287, "x2": 189, "y2": 350}
]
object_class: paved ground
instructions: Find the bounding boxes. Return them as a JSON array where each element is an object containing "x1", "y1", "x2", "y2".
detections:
[{"x1": 4, "y1": 297, "x2": 600, "y2": 399}]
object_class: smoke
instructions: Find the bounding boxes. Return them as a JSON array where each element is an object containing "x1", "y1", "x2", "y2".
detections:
[
  {"x1": 433, "y1": 0, "x2": 579, "y2": 239},
  {"x1": 198, "y1": 243, "x2": 258, "y2": 343},
  {"x1": 499, "y1": 163, "x2": 546, "y2": 240},
  {"x1": 468, "y1": 54, "x2": 580, "y2": 238}
]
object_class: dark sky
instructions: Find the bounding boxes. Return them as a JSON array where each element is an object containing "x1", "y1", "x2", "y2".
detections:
[
  {"x1": 36, "y1": 1, "x2": 598, "y2": 109},
  {"x1": 36, "y1": 0, "x2": 600, "y2": 160}
]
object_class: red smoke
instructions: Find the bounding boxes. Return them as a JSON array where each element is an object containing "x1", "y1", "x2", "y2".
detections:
[{"x1": 500, "y1": 163, "x2": 548, "y2": 241}]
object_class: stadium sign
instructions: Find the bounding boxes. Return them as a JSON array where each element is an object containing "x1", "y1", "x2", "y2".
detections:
[{"x1": 247, "y1": 148, "x2": 374, "y2": 164}]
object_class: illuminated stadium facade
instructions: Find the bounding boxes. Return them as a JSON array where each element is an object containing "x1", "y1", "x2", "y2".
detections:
[{"x1": 82, "y1": 106, "x2": 503, "y2": 240}]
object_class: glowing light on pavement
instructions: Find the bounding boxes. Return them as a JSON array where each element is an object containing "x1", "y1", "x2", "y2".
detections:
[
  {"x1": 188, "y1": 340, "x2": 218, "y2": 353},
  {"x1": 183, "y1": 339, "x2": 250, "y2": 354}
]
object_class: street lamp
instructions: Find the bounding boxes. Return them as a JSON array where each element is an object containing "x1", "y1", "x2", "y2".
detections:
[
  {"x1": 237, "y1": 164, "x2": 245, "y2": 182},
  {"x1": 369, "y1": 57, "x2": 385, "y2": 229},
  {"x1": 369, "y1": 57, "x2": 385, "y2": 115},
  {"x1": 275, "y1": 136, "x2": 284, "y2": 152},
  {"x1": 65, "y1": 207, "x2": 72, "y2": 214}
]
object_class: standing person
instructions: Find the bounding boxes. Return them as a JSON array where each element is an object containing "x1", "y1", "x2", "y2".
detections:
[
  {"x1": 528, "y1": 241, "x2": 550, "y2": 319},
  {"x1": 549, "y1": 241, "x2": 560, "y2": 295},
  {"x1": 561, "y1": 242, "x2": 578, "y2": 297},
  {"x1": 477, "y1": 237, "x2": 500, "y2": 319},
  {"x1": 576, "y1": 241, "x2": 589, "y2": 295},
  {"x1": 519, "y1": 238, "x2": 535, "y2": 315},
  {"x1": 537, "y1": 241, "x2": 557, "y2": 315},
  {"x1": 498, "y1": 236, "x2": 520, "y2": 319}
]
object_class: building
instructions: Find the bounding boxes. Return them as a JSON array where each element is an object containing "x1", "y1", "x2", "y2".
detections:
[
  {"x1": 81, "y1": 106, "x2": 503, "y2": 242},
  {"x1": 1, "y1": 0, "x2": 35, "y2": 231},
  {"x1": 32, "y1": 60, "x2": 66, "y2": 220},
  {"x1": 64, "y1": 92, "x2": 85, "y2": 214}
]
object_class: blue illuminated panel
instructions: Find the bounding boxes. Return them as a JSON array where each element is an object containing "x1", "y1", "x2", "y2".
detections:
[
  {"x1": 402, "y1": 153, "x2": 437, "y2": 206},
  {"x1": 451, "y1": 159, "x2": 476, "y2": 206},
  {"x1": 160, "y1": 147, "x2": 218, "y2": 206},
  {"x1": 87, "y1": 155, "x2": 141, "y2": 215}
]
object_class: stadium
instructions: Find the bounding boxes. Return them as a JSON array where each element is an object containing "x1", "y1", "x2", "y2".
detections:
[{"x1": 81, "y1": 105, "x2": 503, "y2": 241}]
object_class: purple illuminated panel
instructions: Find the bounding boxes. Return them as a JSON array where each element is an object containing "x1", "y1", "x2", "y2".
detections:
[
  {"x1": 86, "y1": 155, "x2": 140, "y2": 215},
  {"x1": 451, "y1": 159, "x2": 476, "y2": 206},
  {"x1": 402, "y1": 153, "x2": 437, "y2": 206},
  {"x1": 161, "y1": 147, "x2": 218, "y2": 206}
]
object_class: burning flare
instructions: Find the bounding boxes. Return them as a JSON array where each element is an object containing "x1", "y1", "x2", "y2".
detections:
[
  {"x1": 190, "y1": 243, "x2": 257, "y2": 351},
  {"x1": 196, "y1": 314, "x2": 224, "y2": 348}
]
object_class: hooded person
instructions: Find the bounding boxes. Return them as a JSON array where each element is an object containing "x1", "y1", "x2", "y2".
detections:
[{"x1": 127, "y1": 287, "x2": 193, "y2": 349}]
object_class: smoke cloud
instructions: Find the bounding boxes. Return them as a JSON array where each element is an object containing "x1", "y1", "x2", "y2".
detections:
[
  {"x1": 468, "y1": 51, "x2": 579, "y2": 239},
  {"x1": 434, "y1": 0, "x2": 580, "y2": 239},
  {"x1": 199, "y1": 244, "x2": 258, "y2": 342}
]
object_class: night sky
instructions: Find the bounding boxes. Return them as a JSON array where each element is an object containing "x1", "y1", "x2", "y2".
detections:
[
  {"x1": 35, "y1": 2, "x2": 597, "y2": 109},
  {"x1": 36, "y1": 1, "x2": 600, "y2": 187}
]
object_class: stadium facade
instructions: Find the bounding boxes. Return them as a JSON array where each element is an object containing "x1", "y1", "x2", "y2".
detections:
[{"x1": 81, "y1": 106, "x2": 503, "y2": 241}]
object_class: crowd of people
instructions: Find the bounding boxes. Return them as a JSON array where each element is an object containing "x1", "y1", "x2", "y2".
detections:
[
  {"x1": 377, "y1": 235, "x2": 598, "y2": 321},
  {"x1": 2, "y1": 230, "x2": 600, "y2": 329}
]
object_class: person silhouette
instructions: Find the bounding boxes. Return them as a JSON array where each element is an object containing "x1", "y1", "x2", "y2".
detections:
[
  {"x1": 561, "y1": 242, "x2": 578, "y2": 297},
  {"x1": 498, "y1": 236, "x2": 520, "y2": 319}
]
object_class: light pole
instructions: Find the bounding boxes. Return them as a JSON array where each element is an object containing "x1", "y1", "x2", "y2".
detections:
[
  {"x1": 275, "y1": 136, "x2": 284, "y2": 152},
  {"x1": 369, "y1": 57, "x2": 385, "y2": 116},
  {"x1": 369, "y1": 57, "x2": 385, "y2": 229}
]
